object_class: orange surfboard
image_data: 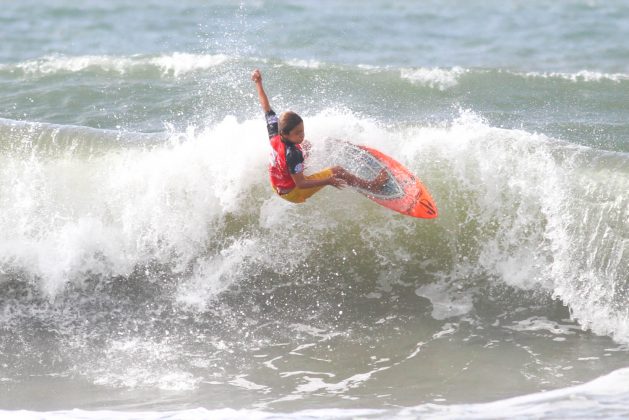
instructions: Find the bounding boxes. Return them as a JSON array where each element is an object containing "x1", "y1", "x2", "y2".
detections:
[{"x1": 331, "y1": 140, "x2": 438, "y2": 219}]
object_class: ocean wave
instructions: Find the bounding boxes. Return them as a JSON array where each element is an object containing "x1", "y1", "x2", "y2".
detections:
[
  {"x1": 0, "y1": 117, "x2": 168, "y2": 157},
  {"x1": 3, "y1": 53, "x2": 628, "y2": 89},
  {"x1": 397, "y1": 66, "x2": 629, "y2": 95},
  {"x1": 0, "y1": 52, "x2": 230, "y2": 77},
  {"x1": 1, "y1": 110, "x2": 627, "y2": 343},
  {"x1": 398, "y1": 66, "x2": 629, "y2": 90}
]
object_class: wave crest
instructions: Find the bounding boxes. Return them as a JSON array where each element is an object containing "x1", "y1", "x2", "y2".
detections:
[{"x1": 0, "y1": 53, "x2": 230, "y2": 77}]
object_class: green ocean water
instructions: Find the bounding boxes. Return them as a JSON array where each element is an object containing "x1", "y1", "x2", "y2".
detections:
[{"x1": 1, "y1": 1, "x2": 628, "y2": 419}]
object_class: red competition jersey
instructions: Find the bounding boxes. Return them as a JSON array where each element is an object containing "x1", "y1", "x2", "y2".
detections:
[
  {"x1": 269, "y1": 134, "x2": 301, "y2": 192},
  {"x1": 265, "y1": 110, "x2": 305, "y2": 193}
]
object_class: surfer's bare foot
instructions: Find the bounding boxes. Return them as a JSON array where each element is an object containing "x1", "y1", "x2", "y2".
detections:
[
  {"x1": 331, "y1": 166, "x2": 387, "y2": 192},
  {"x1": 367, "y1": 169, "x2": 388, "y2": 192}
]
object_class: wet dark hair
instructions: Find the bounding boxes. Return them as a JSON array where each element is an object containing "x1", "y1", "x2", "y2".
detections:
[{"x1": 279, "y1": 111, "x2": 303, "y2": 136}]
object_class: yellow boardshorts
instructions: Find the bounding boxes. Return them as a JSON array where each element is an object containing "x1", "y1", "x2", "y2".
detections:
[{"x1": 275, "y1": 168, "x2": 334, "y2": 203}]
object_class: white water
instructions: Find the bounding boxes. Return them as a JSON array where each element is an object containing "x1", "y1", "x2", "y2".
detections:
[{"x1": 1, "y1": 110, "x2": 628, "y2": 340}]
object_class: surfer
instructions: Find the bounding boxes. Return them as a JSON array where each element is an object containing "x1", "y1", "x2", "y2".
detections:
[{"x1": 252, "y1": 69, "x2": 386, "y2": 203}]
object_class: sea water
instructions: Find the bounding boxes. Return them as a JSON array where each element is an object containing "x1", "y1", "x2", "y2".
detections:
[{"x1": 1, "y1": 1, "x2": 628, "y2": 419}]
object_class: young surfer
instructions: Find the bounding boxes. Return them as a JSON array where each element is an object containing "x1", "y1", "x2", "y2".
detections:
[{"x1": 251, "y1": 69, "x2": 386, "y2": 203}]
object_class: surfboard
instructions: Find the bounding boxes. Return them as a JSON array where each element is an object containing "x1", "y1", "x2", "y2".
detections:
[{"x1": 327, "y1": 140, "x2": 438, "y2": 219}]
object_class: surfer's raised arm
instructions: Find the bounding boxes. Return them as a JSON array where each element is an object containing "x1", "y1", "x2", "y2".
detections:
[{"x1": 251, "y1": 69, "x2": 271, "y2": 113}]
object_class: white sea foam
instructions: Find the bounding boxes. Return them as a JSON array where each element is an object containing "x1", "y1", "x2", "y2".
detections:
[
  {"x1": 228, "y1": 375, "x2": 271, "y2": 393},
  {"x1": 400, "y1": 66, "x2": 467, "y2": 90},
  {"x1": 89, "y1": 337, "x2": 202, "y2": 391},
  {"x1": 285, "y1": 59, "x2": 322, "y2": 69},
  {"x1": 2, "y1": 367, "x2": 629, "y2": 418},
  {"x1": 398, "y1": 66, "x2": 629, "y2": 88},
  {"x1": 403, "y1": 366, "x2": 629, "y2": 419},
  {"x1": 175, "y1": 237, "x2": 261, "y2": 309},
  {"x1": 4, "y1": 53, "x2": 229, "y2": 77},
  {"x1": 522, "y1": 69, "x2": 629, "y2": 82},
  {"x1": 319, "y1": 108, "x2": 629, "y2": 344},
  {"x1": 150, "y1": 52, "x2": 230, "y2": 76},
  {"x1": 505, "y1": 317, "x2": 580, "y2": 335},
  {"x1": 0, "y1": 116, "x2": 268, "y2": 297}
]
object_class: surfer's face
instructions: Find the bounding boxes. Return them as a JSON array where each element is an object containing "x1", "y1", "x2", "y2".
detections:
[{"x1": 284, "y1": 122, "x2": 305, "y2": 144}]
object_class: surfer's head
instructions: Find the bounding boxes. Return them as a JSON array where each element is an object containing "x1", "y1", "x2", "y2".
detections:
[{"x1": 279, "y1": 111, "x2": 304, "y2": 144}]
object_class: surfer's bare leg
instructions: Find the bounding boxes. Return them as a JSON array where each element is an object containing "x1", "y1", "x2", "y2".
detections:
[{"x1": 331, "y1": 166, "x2": 387, "y2": 192}]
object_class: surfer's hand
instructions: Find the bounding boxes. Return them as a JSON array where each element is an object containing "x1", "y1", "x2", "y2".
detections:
[
  {"x1": 251, "y1": 69, "x2": 262, "y2": 83},
  {"x1": 328, "y1": 176, "x2": 346, "y2": 189}
]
